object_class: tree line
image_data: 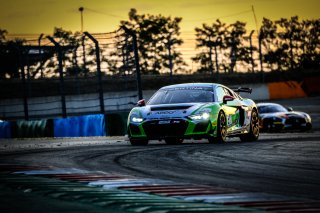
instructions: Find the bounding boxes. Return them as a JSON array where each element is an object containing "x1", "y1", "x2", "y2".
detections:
[{"x1": 0, "y1": 9, "x2": 319, "y2": 79}]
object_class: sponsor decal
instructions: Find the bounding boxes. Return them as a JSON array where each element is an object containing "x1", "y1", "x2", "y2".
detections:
[
  {"x1": 158, "y1": 120, "x2": 181, "y2": 124},
  {"x1": 174, "y1": 87, "x2": 205, "y2": 90},
  {"x1": 159, "y1": 120, "x2": 171, "y2": 124},
  {"x1": 154, "y1": 111, "x2": 176, "y2": 115},
  {"x1": 166, "y1": 87, "x2": 212, "y2": 91}
]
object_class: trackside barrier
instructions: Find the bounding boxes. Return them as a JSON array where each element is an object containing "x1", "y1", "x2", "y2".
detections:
[
  {"x1": 0, "y1": 121, "x2": 11, "y2": 138},
  {"x1": 0, "y1": 79, "x2": 315, "y2": 139},
  {"x1": 267, "y1": 81, "x2": 307, "y2": 100},
  {"x1": 54, "y1": 114, "x2": 106, "y2": 137},
  {"x1": 11, "y1": 119, "x2": 53, "y2": 138},
  {"x1": 220, "y1": 80, "x2": 313, "y2": 101}
]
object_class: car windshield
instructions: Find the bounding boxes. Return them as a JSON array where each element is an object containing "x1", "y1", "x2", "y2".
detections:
[
  {"x1": 258, "y1": 104, "x2": 288, "y2": 114},
  {"x1": 148, "y1": 87, "x2": 214, "y2": 105}
]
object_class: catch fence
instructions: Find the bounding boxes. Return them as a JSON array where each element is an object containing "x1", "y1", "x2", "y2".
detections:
[{"x1": 0, "y1": 28, "x2": 142, "y2": 120}]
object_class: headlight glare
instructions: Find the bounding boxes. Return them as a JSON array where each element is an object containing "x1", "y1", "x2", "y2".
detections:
[
  {"x1": 132, "y1": 117, "x2": 143, "y2": 123},
  {"x1": 130, "y1": 113, "x2": 143, "y2": 123},
  {"x1": 202, "y1": 112, "x2": 210, "y2": 119},
  {"x1": 189, "y1": 112, "x2": 210, "y2": 120}
]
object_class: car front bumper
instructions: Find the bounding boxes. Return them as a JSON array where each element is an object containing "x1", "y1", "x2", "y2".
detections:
[
  {"x1": 128, "y1": 118, "x2": 215, "y2": 140},
  {"x1": 260, "y1": 117, "x2": 310, "y2": 131}
]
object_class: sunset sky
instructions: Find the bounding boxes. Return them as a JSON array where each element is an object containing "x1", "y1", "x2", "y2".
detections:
[{"x1": 1, "y1": 0, "x2": 319, "y2": 35}]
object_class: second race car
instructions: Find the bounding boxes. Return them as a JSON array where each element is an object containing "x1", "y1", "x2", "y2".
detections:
[
  {"x1": 257, "y1": 103, "x2": 312, "y2": 132},
  {"x1": 127, "y1": 83, "x2": 259, "y2": 145}
]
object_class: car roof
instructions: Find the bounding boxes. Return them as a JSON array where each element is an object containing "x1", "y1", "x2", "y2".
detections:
[{"x1": 160, "y1": 83, "x2": 222, "y2": 90}]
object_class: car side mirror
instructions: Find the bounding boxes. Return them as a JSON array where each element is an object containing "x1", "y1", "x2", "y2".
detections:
[
  {"x1": 137, "y1": 99, "x2": 146, "y2": 107},
  {"x1": 287, "y1": 107, "x2": 293, "y2": 112},
  {"x1": 223, "y1": 95, "x2": 235, "y2": 104}
]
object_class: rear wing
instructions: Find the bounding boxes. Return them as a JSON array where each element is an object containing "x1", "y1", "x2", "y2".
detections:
[{"x1": 232, "y1": 87, "x2": 252, "y2": 94}]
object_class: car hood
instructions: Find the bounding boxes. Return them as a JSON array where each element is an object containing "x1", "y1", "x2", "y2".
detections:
[
  {"x1": 137, "y1": 103, "x2": 213, "y2": 119},
  {"x1": 259, "y1": 111, "x2": 307, "y2": 119}
]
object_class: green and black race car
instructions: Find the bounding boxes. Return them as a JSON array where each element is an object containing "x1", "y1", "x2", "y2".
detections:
[{"x1": 127, "y1": 83, "x2": 259, "y2": 145}]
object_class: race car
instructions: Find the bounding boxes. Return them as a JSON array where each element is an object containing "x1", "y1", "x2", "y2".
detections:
[
  {"x1": 127, "y1": 83, "x2": 259, "y2": 145},
  {"x1": 257, "y1": 103, "x2": 312, "y2": 132}
]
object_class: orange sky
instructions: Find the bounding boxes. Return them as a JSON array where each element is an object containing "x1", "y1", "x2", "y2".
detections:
[{"x1": 1, "y1": 0, "x2": 319, "y2": 35}]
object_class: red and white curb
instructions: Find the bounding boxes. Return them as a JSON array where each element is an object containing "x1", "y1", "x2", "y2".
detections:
[{"x1": 3, "y1": 164, "x2": 320, "y2": 213}]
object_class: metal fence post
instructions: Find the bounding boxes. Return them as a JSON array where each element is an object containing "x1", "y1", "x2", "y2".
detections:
[
  {"x1": 167, "y1": 40, "x2": 173, "y2": 82},
  {"x1": 258, "y1": 32, "x2": 265, "y2": 83},
  {"x1": 132, "y1": 32, "x2": 143, "y2": 100},
  {"x1": 289, "y1": 32, "x2": 294, "y2": 70},
  {"x1": 47, "y1": 36, "x2": 67, "y2": 118},
  {"x1": 122, "y1": 26, "x2": 143, "y2": 100},
  {"x1": 249, "y1": 30, "x2": 255, "y2": 73},
  {"x1": 214, "y1": 37, "x2": 221, "y2": 82},
  {"x1": 84, "y1": 32, "x2": 105, "y2": 114},
  {"x1": 38, "y1": 34, "x2": 44, "y2": 78},
  {"x1": 208, "y1": 36, "x2": 214, "y2": 76},
  {"x1": 82, "y1": 36, "x2": 87, "y2": 76},
  {"x1": 18, "y1": 46, "x2": 29, "y2": 120}
]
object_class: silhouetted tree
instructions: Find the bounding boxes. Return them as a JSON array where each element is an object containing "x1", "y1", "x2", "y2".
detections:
[
  {"x1": 192, "y1": 20, "x2": 227, "y2": 74},
  {"x1": 225, "y1": 21, "x2": 250, "y2": 73},
  {"x1": 109, "y1": 8, "x2": 186, "y2": 75},
  {"x1": 275, "y1": 16, "x2": 303, "y2": 70},
  {"x1": 300, "y1": 19, "x2": 320, "y2": 69},
  {"x1": 106, "y1": 32, "x2": 136, "y2": 75},
  {"x1": 48, "y1": 27, "x2": 85, "y2": 77},
  {"x1": 259, "y1": 18, "x2": 282, "y2": 71},
  {"x1": 0, "y1": 29, "x2": 26, "y2": 79},
  {"x1": 193, "y1": 20, "x2": 251, "y2": 74},
  {"x1": 260, "y1": 16, "x2": 320, "y2": 71},
  {"x1": 0, "y1": 29, "x2": 7, "y2": 44}
]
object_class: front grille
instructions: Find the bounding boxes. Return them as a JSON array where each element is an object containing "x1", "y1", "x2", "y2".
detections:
[
  {"x1": 142, "y1": 120, "x2": 188, "y2": 138},
  {"x1": 285, "y1": 117, "x2": 305, "y2": 126}
]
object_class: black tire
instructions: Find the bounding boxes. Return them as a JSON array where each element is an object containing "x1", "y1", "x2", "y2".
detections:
[
  {"x1": 130, "y1": 139, "x2": 148, "y2": 146},
  {"x1": 240, "y1": 109, "x2": 259, "y2": 142},
  {"x1": 301, "y1": 123, "x2": 312, "y2": 132},
  {"x1": 165, "y1": 138, "x2": 183, "y2": 145},
  {"x1": 209, "y1": 111, "x2": 227, "y2": 143}
]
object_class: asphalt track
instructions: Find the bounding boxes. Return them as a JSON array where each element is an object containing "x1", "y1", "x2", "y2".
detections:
[
  {"x1": 1, "y1": 132, "x2": 320, "y2": 200},
  {"x1": 0, "y1": 97, "x2": 320, "y2": 212}
]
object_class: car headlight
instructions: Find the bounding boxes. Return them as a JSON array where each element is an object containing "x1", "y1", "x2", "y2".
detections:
[
  {"x1": 303, "y1": 114, "x2": 311, "y2": 122},
  {"x1": 130, "y1": 114, "x2": 144, "y2": 123},
  {"x1": 189, "y1": 112, "x2": 210, "y2": 120}
]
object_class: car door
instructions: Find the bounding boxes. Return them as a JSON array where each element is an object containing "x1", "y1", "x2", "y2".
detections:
[{"x1": 215, "y1": 87, "x2": 239, "y2": 133}]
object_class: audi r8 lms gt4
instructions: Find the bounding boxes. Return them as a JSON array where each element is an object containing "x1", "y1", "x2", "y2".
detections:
[
  {"x1": 127, "y1": 83, "x2": 259, "y2": 145},
  {"x1": 257, "y1": 103, "x2": 312, "y2": 132}
]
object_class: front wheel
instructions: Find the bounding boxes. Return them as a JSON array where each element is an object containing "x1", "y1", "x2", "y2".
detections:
[
  {"x1": 130, "y1": 139, "x2": 149, "y2": 146},
  {"x1": 301, "y1": 123, "x2": 312, "y2": 132},
  {"x1": 240, "y1": 109, "x2": 259, "y2": 142},
  {"x1": 209, "y1": 111, "x2": 227, "y2": 143}
]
